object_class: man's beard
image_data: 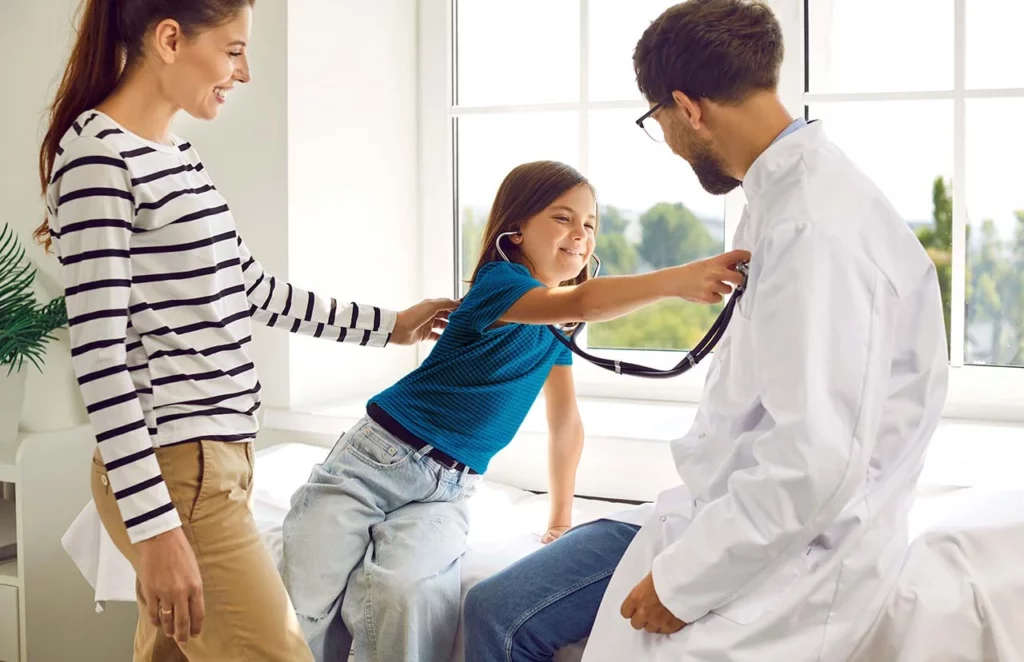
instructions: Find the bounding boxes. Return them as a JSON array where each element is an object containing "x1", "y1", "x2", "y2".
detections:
[
  {"x1": 671, "y1": 126, "x2": 742, "y2": 195},
  {"x1": 689, "y1": 147, "x2": 741, "y2": 195}
]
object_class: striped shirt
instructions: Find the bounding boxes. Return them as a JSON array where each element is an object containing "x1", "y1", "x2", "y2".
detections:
[{"x1": 46, "y1": 110, "x2": 397, "y2": 543}]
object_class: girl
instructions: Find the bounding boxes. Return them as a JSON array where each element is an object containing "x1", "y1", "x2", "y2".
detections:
[
  {"x1": 281, "y1": 160, "x2": 749, "y2": 662},
  {"x1": 39, "y1": 1, "x2": 455, "y2": 660}
]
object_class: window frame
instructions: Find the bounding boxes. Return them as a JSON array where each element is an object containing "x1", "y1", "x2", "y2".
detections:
[{"x1": 417, "y1": 0, "x2": 1024, "y2": 423}]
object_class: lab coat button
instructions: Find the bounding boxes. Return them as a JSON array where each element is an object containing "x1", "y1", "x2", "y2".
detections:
[
  {"x1": 698, "y1": 433, "x2": 706, "y2": 438},
  {"x1": 660, "y1": 515, "x2": 668, "y2": 522}
]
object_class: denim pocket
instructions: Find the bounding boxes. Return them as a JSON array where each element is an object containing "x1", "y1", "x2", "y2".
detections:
[
  {"x1": 453, "y1": 473, "x2": 481, "y2": 500},
  {"x1": 347, "y1": 422, "x2": 413, "y2": 470},
  {"x1": 322, "y1": 428, "x2": 355, "y2": 468}
]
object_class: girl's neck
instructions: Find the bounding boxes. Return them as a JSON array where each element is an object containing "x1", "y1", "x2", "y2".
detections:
[
  {"x1": 517, "y1": 255, "x2": 559, "y2": 288},
  {"x1": 533, "y1": 268, "x2": 561, "y2": 288},
  {"x1": 96, "y1": 66, "x2": 179, "y2": 146}
]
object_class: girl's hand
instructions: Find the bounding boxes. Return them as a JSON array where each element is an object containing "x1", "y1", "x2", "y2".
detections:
[
  {"x1": 542, "y1": 524, "x2": 572, "y2": 544},
  {"x1": 676, "y1": 249, "x2": 751, "y2": 304}
]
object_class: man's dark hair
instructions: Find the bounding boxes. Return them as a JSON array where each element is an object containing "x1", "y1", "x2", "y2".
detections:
[{"x1": 633, "y1": 0, "x2": 784, "y2": 106}]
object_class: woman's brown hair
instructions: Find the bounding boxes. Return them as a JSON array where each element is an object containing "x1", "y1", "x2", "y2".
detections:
[
  {"x1": 469, "y1": 160, "x2": 599, "y2": 291},
  {"x1": 35, "y1": 0, "x2": 254, "y2": 251}
]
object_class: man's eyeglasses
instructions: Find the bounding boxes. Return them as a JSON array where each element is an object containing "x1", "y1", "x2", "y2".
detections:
[{"x1": 635, "y1": 102, "x2": 665, "y2": 142}]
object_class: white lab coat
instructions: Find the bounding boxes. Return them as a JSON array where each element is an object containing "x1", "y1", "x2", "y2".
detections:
[{"x1": 585, "y1": 122, "x2": 949, "y2": 662}]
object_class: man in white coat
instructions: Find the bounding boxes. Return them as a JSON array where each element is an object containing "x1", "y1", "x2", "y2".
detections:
[{"x1": 462, "y1": 1, "x2": 950, "y2": 661}]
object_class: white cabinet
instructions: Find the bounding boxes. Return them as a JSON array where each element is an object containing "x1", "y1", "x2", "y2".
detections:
[
  {"x1": 0, "y1": 583, "x2": 18, "y2": 662},
  {"x1": 0, "y1": 427, "x2": 134, "y2": 661},
  {"x1": 0, "y1": 487, "x2": 19, "y2": 662}
]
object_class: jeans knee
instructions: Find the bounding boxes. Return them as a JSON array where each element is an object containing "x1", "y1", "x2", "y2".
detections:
[
  {"x1": 464, "y1": 578, "x2": 507, "y2": 636},
  {"x1": 290, "y1": 587, "x2": 337, "y2": 622},
  {"x1": 463, "y1": 581, "x2": 486, "y2": 623},
  {"x1": 284, "y1": 561, "x2": 338, "y2": 621}
]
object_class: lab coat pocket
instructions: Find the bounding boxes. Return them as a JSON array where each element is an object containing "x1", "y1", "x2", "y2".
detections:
[
  {"x1": 707, "y1": 336, "x2": 730, "y2": 375},
  {"x1": 710, "y1": 549, "x2": 812, "y2": 625}
]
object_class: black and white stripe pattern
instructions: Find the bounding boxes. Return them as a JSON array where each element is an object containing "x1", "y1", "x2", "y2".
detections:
[{"x1": 47, "y1": 110, "x2": 397, "y2": 543}]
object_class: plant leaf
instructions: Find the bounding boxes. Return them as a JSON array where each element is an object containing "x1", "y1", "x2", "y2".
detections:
[{"x1": 0, "y1": 224, "x2": 65, "y2": 373}]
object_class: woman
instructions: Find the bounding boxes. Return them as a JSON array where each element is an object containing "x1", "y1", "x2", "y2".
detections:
[{"x1": 38, "y1": 1, "x2": 455, "y2": 660}]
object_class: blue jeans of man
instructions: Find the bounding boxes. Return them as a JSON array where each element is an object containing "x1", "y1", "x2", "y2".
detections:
[{"x1": 463, "y1": 519, "x2": 641, "y2": 662}]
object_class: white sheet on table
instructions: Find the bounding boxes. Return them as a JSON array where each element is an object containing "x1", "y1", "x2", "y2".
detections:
[
  {"x1": 61, "y1": 499, "x2": 136, "y2": 612},
  {"x1": 253, "y1": 444, "x2": 627, "y2": 662},
  {"x1": 852, "y1": 488, "x2": 1024, "y2": 661},
  {"x1": 62, "y1": 443, "x2": 1024, "y2": 662},
  {"x1": 62, "y1": 443, "x2": 627, "y2": 661}
]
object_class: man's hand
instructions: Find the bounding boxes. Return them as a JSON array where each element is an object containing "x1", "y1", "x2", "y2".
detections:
[
  {"x1": 391, "y1": 298, "x2": 459, "y2": 345},
  {"x1": 620, "y1": 571, "x2": 687, "y2": 634}
]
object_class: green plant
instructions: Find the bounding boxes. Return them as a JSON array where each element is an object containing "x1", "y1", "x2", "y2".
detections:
[{"x1": 0, "y1": 223, "x2": 67, "y2": 375}]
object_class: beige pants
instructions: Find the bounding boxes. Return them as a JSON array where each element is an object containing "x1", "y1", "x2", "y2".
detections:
[{"x1": 92, "y1": 441, "x2": 314, "y2": 662}]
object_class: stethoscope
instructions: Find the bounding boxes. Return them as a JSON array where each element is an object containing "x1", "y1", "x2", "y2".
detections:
[{"x1": 495, "y1": 231, "x2": 749, "y2": 378}]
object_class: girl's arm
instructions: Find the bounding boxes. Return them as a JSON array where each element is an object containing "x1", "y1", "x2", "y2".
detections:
[
  {"x1": 501, "y1": 249, "x2": 750, "y2": 326},
  {"x1": 542, "y1": 364, "x2": 585, "y2": 543}
]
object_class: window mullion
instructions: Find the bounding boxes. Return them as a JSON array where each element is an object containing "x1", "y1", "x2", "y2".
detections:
[
  {"x1": 579, "y1": 0, "x2": 590, "y2": 175},
  {"x1": 950, "y1": 0, "x2": 967, "y2": 367},
  {"x1": 579, "y1": 0, "x2": 592, "y2": 352},
  {"x1": 723, "y1": 190, "x2": 745, "y2": 251}
]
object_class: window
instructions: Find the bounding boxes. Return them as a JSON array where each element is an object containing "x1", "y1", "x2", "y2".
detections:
[
  {"x1": 453, "y1": 0, "x2": 729, "y2": 360},
  {"x1": 420, "y1": 0, "x2": 1024, "y2": 418},
  {"x1": 805, "y1": 0, "x2": 1024, "y2": 377}
]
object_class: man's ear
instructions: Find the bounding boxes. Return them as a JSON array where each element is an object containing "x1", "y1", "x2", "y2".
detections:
[{"x1": 671, "y1": 90, "x2": 703, "y2": 129}]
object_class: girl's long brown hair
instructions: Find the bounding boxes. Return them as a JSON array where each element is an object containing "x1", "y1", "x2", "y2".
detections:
[
  {"x1": 36, "y1": 0, "x2": 254, "y2": 252},
  {"x1": 470, "y1": 160, "x2": 599, "y2": 290}
]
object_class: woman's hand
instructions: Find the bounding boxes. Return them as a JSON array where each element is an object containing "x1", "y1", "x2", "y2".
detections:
[
  {"x1": 391, "y1": 298, "x2": 460, "y2": 345},
  {"x1": 135, "y1": 527, "x2": 204, "y2": 644},
  {"x1": 675, "y1": 249, "x2": 751, "y2": 304},
  {"x1": 541, "y1": 524, "x2": 571, "y2": 544}
]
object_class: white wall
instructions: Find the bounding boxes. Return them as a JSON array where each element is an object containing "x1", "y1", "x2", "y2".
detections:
[
  {"x1": 1, "y1": 0, "x2": 103, "y2": 431},
  {"x1": 2, "y1": 1, "x2": 421, "y2": 429},
  {"x1": 286, "y1": 0, "x2": 421, "y2": 407},
  {"x1": 173, "y1": 1, "x2": 291, "y2": 410},
  {"x1": 1, "y1": 1, "x2": 290, "y2": 429}
]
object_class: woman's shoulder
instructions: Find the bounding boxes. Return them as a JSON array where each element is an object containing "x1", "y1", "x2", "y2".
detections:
[
  {"x1": 53, "y1": 111, "x2": 123, "y2": 159},
  {"x1": 47, "y1": 112, "x2": 133, "y2": 199},
  {"x1": 64, "y1": 109, "x2": 195, "y2": 158}
]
